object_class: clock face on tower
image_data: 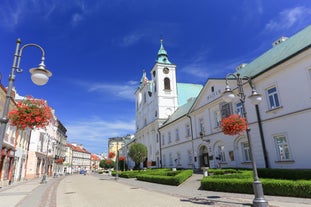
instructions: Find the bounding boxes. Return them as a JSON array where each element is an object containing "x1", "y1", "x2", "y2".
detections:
[{"x1": 163, "y1": 67, "x2": 169, "y2": 74}]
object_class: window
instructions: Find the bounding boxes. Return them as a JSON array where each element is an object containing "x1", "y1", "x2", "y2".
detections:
[
  {"x1": 242, "y1": 142, "x2": 251, "y2": 162},
  {"x1": 199, "y1": 118, "x2": 205, "y2": 134},
  {"x1": 220, "y1": 102, "x2": 233, "y2": 118},
  {"x1": 162, "y1": 154, "x2": 166, "y2": 167},
  {"x1": 236, "y1": 102, "x2": 244, "y2": 116},
  {"x1": 267, "y1": 86, "x2": 280, "y2": 109},
  {"x1": 143, "y1": 92, "x2": 146, "y2": 103},
  {"x1": 162, "y1": 135, "x2": 165, "y2": 145},
  {"x1": 217, "y1": 145, "x2": 226, "y2": 162},
  {"x1": 187, "y1": 150, "x2": 193, "y2": 165},
  {"x1": 169, "y1": 153, "x2": 173, "y2": 166},
  {"x1": 175, "y1": 128, "x2": 179, "y2": 141},
  {"x1": 164, "y1": 78, "x2": 171, "y2": 90},
  {"x1": 215, "y1": 110, "x2": 221, "y2": 127},
  {"x1": 186, "y1": 124, "x2": 191, "y2": 137},
  {"x1": 168, "y1": 132, "x2": 172, "y2": 143},
  {"x1": 274, "y1": 134, "x2": 291, "y2": 161}
]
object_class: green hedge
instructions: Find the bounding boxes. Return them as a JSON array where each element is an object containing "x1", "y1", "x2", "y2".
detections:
[
  {"x1": 136, "y1": 169, "x2": 193, "y2": 186},
  {"x1": 201, "y1": 169, "x2": 311, "y2": 198},
  {"x1": 258, "y1": 168, "x2": 311, "y2": 180}
]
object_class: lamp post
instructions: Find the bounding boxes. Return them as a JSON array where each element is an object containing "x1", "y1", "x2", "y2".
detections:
[
  {"x1": 0, "y1": 38, "x2": 52, "y2": 152},
  {"x1": 222, "y1": 73, "x2": 268, "y2": 207},
  {"x1": 41, "y1": 134, "x2": 50, "y2": 184}
]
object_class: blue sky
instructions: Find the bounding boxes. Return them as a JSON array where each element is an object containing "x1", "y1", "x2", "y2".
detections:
[{"x1": 0, "y1": 0, "x2": 311, "y2": 155}]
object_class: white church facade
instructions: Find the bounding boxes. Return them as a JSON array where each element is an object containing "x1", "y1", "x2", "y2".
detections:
[{"x1": 135, "y1": 25, "x2": 311, "y2": 170}]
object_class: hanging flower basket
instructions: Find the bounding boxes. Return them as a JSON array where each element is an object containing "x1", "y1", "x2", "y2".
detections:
[
  {"x1": 56, "y1": 157, "x2": 64, "y2": 164},
  {"x1": 108, "y1": 152, "x2": 116, "y2": 159},
  {"x1": 8, "y1": 96, "x2": 53, "y2": 130},
  {"x1": 220, "y1": 114, "x2": 248, "y2": 136}
]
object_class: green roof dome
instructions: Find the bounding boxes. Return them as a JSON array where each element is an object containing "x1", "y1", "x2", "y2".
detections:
[{"x1": 156, "y1": 39, "x2": 172, "y2": 64}]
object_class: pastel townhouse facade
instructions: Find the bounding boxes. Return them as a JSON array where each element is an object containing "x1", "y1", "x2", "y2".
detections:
[
  {"x1": 25, "y1": 112, "x2": 58, "y2": 179},
  {"x1": 0, "y1": 87, "x2": 68, "y2": 187},
  {"x1": 64, "y1": 143, "x2": 73, "y2": 174},
  {"x1": 90, "y1": 154, "x2": 101, "y2": 172},
  {"x1": 137, "y1": 25, "x2": 311, "y2": 170},
  {"x1": 69, "y1": 143, "x2": 91, "y2": 173},
  {"x1": 108, "y1": 135, "x2": 133, "y2": 162},
  {"x1": 0, "y1": 86, "x2": 19, "y2": 186}
]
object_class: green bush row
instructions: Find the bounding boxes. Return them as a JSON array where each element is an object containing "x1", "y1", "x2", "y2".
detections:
[
  {"x1": 257, "y1": 168, "x2": 311, "y2": 180},
  {"x1": 136, "y1": 169, "x2": 193, "y2": 186},
  {"x1": 201, "y1": 173, "x2": 311, "y2": 198}
]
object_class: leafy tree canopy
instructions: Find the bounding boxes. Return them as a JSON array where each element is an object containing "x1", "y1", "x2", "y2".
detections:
[{"x1": 128, "y1": 143, "x2": 147, "y2": 167}]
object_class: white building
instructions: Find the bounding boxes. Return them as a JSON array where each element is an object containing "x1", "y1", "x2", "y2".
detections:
[
  {"x1": 135, "y1": 40, "x2": 202, "y2": 168},
  {"x1": 136, "y1": 25, "x2": 311, "y2": 170}
]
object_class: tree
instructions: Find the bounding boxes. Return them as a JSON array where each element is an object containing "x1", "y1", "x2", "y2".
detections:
[
  {"x1": 128, "y1": 143, "x2": 147, "y2": 170},
  {"x1": 99, "y1": 159, "x2": 114, "y2": 169}
]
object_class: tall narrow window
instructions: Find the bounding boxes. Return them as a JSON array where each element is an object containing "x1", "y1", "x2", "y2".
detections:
[
  {"x1": 164, "y1": 78, "x2": 171, "y2": 90},
  {"x1": 220, "y1": 102, "x2": 233, "y2": 118},
  {"x1": 175, "y1": 128, "x2": 179, "y2": 141},
  {"x1": 274, "y1": 134, "x2": 291, "y2": 161},
  {"x1": 215, "y1": 110, "x2": 221, "y2": 127},
  {"x1": 217, "y1": 145, "x2": 226, "y2": 162},
  {"x1": 162, "y1": 135, "x2": 165, "y2": 146},
  {"x1": 267, "y1": 86, "x2": 280, "y2": 109},
  {"x1": 199, "y1": 118, "x2": 205, "y2": 134},
  {"x1": 242, "y1": 142, "x2": 251, "y2": 162},
  {"x1": 168, "y1": 132, "x2": 171, "y2": 143},
  {"x1": 162, "y1": 154, "x2": 166, "y2": 167},
  {"x1": 186, "y1": 124, "x2": 191, "y2": 137},
  {"x1": 236, "y1": 102, "x2": 244, "y2": 116},
  {"x1": 169, "y1": 153, "x2": 173, "y2": 166}
]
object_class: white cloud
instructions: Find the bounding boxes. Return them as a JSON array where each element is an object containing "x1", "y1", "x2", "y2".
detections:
[
  {"x1": 66, "y1": 117, "x2": 135, "y2": 153},
  {"x1": 88, "y1": 81, "x2": 138, "y2": 101},
  {"x1": 120, "y1": 32, "x2": 145, "y2": 47},
  {"x1": 180, "y1": 50, "x2": 212, "y2": 80},
  {"x1": 265, "y1": 7, "x2": 311, "y2": 31}
]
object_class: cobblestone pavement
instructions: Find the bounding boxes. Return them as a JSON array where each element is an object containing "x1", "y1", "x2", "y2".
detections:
[{"x1": 1, "y1": 173, "x2": 311, "y2": 207}]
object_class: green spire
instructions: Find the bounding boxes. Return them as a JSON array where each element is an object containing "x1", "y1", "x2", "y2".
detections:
[{"x1": 156, "y1": 39, "x2": 171, "y2": 64}]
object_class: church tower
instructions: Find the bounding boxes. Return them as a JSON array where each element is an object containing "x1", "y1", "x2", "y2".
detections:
[
  {"x1": 150, "y1": 39, "x2": 178, "y2": 121},
  {"x1": 135, "y1": 40, "x2": 178, "y2": 168}
]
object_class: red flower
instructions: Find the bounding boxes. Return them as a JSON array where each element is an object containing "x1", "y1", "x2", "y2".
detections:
[
  {"x1": 220, "y1": 114, "x2": 247, "y2": 136},
  {"x1": 108, "y1": 152, "x2": 115, "y2": 159},
  {"x1": 119, "y1": 156, "x2": 125, "y2": 161},
  {"x1": 8, "y1": 96, "x2": 52, "y2": 130},
  {"x1": 56, "y1": 158, "x2": 64, "y2": 164}
]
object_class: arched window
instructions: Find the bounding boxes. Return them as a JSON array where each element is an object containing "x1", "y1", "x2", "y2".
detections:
[{"x1": 164, "y1": 78, "x2": 171, "y2": 90}]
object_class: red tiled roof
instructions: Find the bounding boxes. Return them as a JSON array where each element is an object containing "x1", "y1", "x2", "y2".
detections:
[
  {"x1": 67, "y1": 143, "x2": 90, "y2": 154},
  {"x1": 91, "y1": 154, "x2": 101, "y2": 161}
]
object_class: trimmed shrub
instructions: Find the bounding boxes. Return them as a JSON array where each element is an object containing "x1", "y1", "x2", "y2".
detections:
[
  {"x1": 136, "y1": 169, "x2": 193, "y2": 186},
  {"x1": 258, "y1": 168, "x2": 311, "y2": 180}
]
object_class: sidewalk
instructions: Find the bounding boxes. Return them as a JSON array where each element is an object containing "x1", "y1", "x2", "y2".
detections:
[{"x1": 1, "y1": 173, "x2": 311, "y2": 207}]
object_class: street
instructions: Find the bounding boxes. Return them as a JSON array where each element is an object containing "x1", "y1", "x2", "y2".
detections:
[{"x1": 1, "y1": 173, "x2": 311, "y2": 207}]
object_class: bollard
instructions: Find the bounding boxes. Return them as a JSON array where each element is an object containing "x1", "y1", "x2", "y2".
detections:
[{"x1": 202, "y1": 167, "x2": 209, "y2": 177}]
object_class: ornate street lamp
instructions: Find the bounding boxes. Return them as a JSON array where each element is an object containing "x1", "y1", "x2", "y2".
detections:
[
  {"x1": 222, "y1": 73, "x2": 268, "y2": 207},
  {"x1": 0, "y1": 38, "x2": 52, "y2": 153}
]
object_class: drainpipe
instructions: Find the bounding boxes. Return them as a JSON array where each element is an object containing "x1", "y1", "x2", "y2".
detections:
[{"x1": 255, "y1": 105, "x2": 269, "y2": 168}]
